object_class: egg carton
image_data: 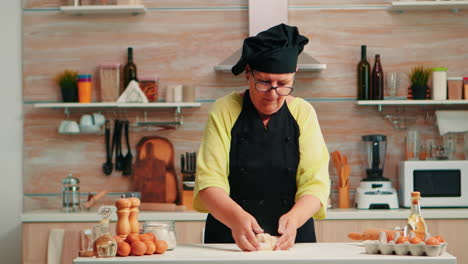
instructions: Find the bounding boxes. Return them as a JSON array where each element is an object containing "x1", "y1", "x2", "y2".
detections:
[{"x1": 363, "y1": 231, "x2": 448, "y2": 257}]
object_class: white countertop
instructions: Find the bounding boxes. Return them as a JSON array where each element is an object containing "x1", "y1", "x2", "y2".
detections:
[
  {"x1": 21, "y1": 208, "x2": 468, "y2": 223},
  {"x1": 73, "y1": 243, "x2": 456, "y2": 264}
]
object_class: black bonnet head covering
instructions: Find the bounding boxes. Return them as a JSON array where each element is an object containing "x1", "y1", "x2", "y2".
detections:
[{"x1": 231, "y1": 23, "x2": 309, "y2": 76}]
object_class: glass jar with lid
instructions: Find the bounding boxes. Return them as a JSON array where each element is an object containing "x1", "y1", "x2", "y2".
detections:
[{"x1": 143, "y1": 221, "x2": 177, "y2": 250}]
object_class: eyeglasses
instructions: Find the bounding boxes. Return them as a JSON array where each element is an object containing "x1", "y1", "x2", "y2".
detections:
[{"x1": 250, "y1": 71, "x2": 295, "y2": 96}]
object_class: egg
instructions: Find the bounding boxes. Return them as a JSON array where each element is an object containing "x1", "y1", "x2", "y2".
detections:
[
  {"x1": 426, "y1": 237, "x2": 441, "y2": 246},
  {"x1": 410, "y1": 237, "x2": 423, "y2": 244},
  {"x1": 117, "y1": 241, "x2": 131, "y2": 257},
  {"x1": 131, "y1": 240, "x2": 147, "y2": 256},
  {"x1": 396, "y1": 236, "x2": 409, "y2": 244},
  {"x1": 155, "y1": 240, "x2": 168, "y2": 254},
  {"x1": 433, "y1": 235, "x2": 446, "y2": 243}
]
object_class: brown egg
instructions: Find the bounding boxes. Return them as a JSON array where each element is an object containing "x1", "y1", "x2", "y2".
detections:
[
  {"x1": 125, "y1": 234, "x2": 141, "y2": 244},
  {"x1": 433, "y1": 235, "x2": 446, "y2": 243},
  {"x1": 410, "y1": 237, "x2": 423, "y2": 244},
  {"x1": 395, "y1": 236, "x2": 409, "y2": 244},
  {"x1": 139, "y1": 233, "x2": 153, "y2": 242},
  {"x1": 155, "y1": 240, "x2": 168, "y2": 254},
  {"x1": 144, "y1": 240, "x2": 156, "y2": 255},
  {"x1": 426, "y1": 237, "x2": 441, "y2": 246},
  {"x1": 131, "y1": 241, "x2": 147, "y2": 256},
  {"x1": 117, "y1": 242, "x2": 131, "y2": 257}
]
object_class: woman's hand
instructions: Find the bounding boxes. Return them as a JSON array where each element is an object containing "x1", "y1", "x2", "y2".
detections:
[
  {"x1": 230, "y1": 210, "x2": 264, "y2": 251},
  {"x1": 275, "y1": 213, "x2": 299, "y2": 250}
]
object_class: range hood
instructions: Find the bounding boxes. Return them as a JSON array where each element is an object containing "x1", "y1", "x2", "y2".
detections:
[{"x1": 214, "y1": 0, "x2": 326, "y2": 72}]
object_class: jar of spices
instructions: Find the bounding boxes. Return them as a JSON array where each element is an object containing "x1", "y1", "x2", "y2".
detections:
[
  {"x1": 431, "y1": 67, "x2": 448, "y2": 100},
  {"x1": 143, "y1": 221, "x2": 177, "y2": 250},
  {"x1": 464, "y1": 77, "x2": 468, "y2": 100},
  {"x1": 78, "y1": 74, "x2": 93, "y2": 103}
]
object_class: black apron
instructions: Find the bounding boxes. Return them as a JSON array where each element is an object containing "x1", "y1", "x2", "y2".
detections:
[{"x1": 204, "y1": 90, "x2": 316, "y2": 243}]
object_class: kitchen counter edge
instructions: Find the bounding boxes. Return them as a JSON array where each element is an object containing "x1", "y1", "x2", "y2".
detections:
[{"x1": 21, "y1": 208, "x2": 468, "y2": 223}]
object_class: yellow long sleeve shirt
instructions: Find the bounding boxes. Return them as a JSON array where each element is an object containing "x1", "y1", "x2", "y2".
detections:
[{"x1": 194, "y1": 92, "x2": 330, "y2": 219}]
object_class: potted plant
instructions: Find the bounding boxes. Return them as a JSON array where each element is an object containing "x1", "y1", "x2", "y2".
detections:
[
  {"x1": 407, "y1": 65, "x2": 431, "y2": 100},
  {"x1": 56, "y1": 70, "x2": 78, "y2": 102}
]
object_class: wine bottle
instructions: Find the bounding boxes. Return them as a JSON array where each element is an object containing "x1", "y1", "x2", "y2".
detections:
[
  {"x1": 122, "y1": 47, "x2": 138, "y2": 94},
  {"x1": 371, "y1": 54, "x2": 384, "y2": 100},
  {"x1": 357, "y1": 45, "x2": 371, "y2": 100},
  {"x1": 404, "y1": 191, "x2": 427, "y2": 240}
]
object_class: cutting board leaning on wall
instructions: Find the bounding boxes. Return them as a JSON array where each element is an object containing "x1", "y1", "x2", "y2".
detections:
[{"x1": 132, "y1": 136, "x2": 182, "y2": 205}]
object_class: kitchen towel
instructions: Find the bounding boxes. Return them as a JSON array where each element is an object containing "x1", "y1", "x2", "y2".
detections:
[
  {"x1": 47, "y1": 228, "x2": 64, "y2": 264},
  {"x1": 436, "y1": 110, "x2": 468, "y2": 135}
]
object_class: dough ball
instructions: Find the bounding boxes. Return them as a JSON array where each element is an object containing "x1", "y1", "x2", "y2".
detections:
[{"x1": 256, "y1": 233, "x2": 278, "y2": 251}]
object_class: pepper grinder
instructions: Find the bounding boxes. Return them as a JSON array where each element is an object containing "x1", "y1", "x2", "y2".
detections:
[
  {"x1": 115, "y1": 195, "x2": 131, "y2": 239},
  {"x1": 129, "y1": 194, "x2": 141, "y2": 235}
]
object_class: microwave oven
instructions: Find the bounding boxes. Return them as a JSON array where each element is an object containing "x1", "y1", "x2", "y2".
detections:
[{"x1": 399, "y1": 160, "x2": 468, "y2": 208}]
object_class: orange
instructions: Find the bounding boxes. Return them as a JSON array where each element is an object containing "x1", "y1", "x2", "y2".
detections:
[
  {"x1": 144, "y1": 240, "x2": 156, "y2": 255},
  {"x1": 139, "y1": 233, "x2": 153, "y2": 242},
  {"x1": 117, "y1": 241, "x2": 131, "y2": 257},
  {"x1": 146, "y1": 232, "x2": 157, "y2": 243},
  {"x1": 125, "y1": 234, "x2": 141, "y2": 244},
  {"x1": 395, "y1": 236, "x2": 409, "y2": 244},
  {"x1": 155, "y1": 240, "x2": 168, "y2": 254},
  {"x1": 426, "y1": 237, "x2": 441, "y2": 246},
  {"x1": 410, "y1": 237, "x2": 423, "y2": 244},
  {"x1": 131, "y1": 240, "x2": 147, "y2": 256}
]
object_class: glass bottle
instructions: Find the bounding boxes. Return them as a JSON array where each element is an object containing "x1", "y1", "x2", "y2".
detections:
[
  {"x1": 93, "y1": 207, "x2": 117, "y2": 258},
  {"x1": 357, "y1": 45, "x2": 371, "y2": 100},
  {"x1": 122, "y1": 47, "x2": 138, "y2": 94},
  {"x1": 404, "y1": 191, "x2": 427, "y2": 240},
  {"x1": 371, "y1": 54, "x2": 384, "y2": 100}
]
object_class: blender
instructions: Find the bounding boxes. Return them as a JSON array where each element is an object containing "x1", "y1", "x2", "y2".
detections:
[{"x1": 356, "y1": 135, "x2": 399, "y2": 209}]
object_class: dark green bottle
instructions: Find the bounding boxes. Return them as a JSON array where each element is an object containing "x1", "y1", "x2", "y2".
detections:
[
  {"x1": 357, "y1": 45, "x2": 371, "y2": 100},
  {"x1": 122, "y1": 47, "x2": 138, "y2": 94}
]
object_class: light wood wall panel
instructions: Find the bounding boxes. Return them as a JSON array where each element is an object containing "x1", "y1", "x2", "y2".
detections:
[{"x1": 22, "y1": 4, "x2": 468, "y2": 209}]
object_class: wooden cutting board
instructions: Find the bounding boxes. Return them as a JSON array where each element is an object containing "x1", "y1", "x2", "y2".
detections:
[{"x1": 132, "y1": 136, "x2": 181, "y2": 204}]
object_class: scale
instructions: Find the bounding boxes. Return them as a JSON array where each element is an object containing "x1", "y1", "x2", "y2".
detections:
[{"x1": 356, "y1": 135, "x2": 399, "y2": 209}]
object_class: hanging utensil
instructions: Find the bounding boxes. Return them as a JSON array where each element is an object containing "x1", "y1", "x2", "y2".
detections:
[
  {"x1": 102, "y1": 120, "x2": 113, "y2": 175},
  {"x1": 122, "y1": 120, "x2": 133, "y2": 176},
  {"x1": 114, "y1": 119, "x2": 124, "y2": 171}
]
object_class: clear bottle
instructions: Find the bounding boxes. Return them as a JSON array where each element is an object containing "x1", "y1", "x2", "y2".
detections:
[
  {"x1": 357, "y1": 45, "x2": 371, "y2": 100},
  {"x1": 93, "y1": 207, "x2": 117, "y2": 258},
  {"x1": 371, "y1": 54, "x2": 384, "y2": 100},
  {"x1": 404, "y1": 191, "x2": 427, "y2": 240}
]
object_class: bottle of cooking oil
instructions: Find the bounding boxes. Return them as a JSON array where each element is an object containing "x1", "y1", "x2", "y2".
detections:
[
  {"x1": 404, "y1": 191, "x2": 427, "y2": 240},
  {"x1": 93, "y1": 207, "x2": 117, "y2": 258}
]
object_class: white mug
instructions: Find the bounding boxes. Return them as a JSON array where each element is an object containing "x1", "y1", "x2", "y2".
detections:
[
  {"x1": 92, "y1": 113, "x2": 106, "y2": 127},
  {"x1": 59, "y1": 120, "x2": 80, "y2": 134}
]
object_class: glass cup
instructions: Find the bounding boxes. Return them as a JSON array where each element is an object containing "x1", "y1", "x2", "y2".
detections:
[
  {"x1": 443, "y1": 134, "x2": 456, "y2": 160},
  {"x1": 385, "y1": 72, "x2": 399, "y2": 98},
  {"x1": 405, "y1": 129, "x2": 419, "y2": 160}
]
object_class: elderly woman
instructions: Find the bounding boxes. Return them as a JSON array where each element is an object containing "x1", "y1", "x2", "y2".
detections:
[{"x1": 193, "y1": 24, "x2": 330, "y2": 251}]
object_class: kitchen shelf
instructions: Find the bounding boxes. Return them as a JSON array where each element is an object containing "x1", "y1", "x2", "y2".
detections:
[
  {"x1": 33, "y1": 102, "x2": 202, "y2": 125},
  {"x1": 33, "y1": 102, "x2": 201, "y2": 109},
  {"x1": 390, "y1": 1, "x2": 468, "y2": 12},
  {"x1": 60, "y1": 5, "x2": 147, "y2": 15},
  {"x1": 357, "y1": 100, "x2": 468, "y2": 106}
]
